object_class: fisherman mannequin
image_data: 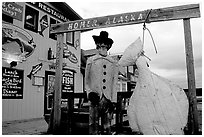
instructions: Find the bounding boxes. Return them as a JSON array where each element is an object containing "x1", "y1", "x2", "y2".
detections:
[{"x1": 85, "y1": 31, "x2": 118, "y2": 135}]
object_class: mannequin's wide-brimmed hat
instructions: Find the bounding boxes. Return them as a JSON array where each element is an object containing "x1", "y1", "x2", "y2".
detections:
[{"x1": 92, "y1": 31, "x2": 113, "y2": 50}]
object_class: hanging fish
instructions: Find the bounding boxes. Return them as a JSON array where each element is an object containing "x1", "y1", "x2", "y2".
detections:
[
  {"x1": 38, "y1": 15, "x2": 48, "y2": 37},
  {"x1": 118, "y1": 37, "x2": 189, "y2": 135}
]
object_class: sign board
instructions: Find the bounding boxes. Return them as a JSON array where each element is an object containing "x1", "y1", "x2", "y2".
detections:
[
  {"x1": 2, "y1": 2, "x2": 23, "y2": 21},
  {"x1": 63, "y1": 31, "x2": 81, "y2": 69},
  {"x1": 2, "y1": 67, "x2": 24, "y2": 99},
  {"x1": 44, "y1": 69, "x2": 75, "y2": 111},
  {"x1": 44, "y1": 71, "x2": 55, "y2": 113},
  {"x1": 61, "y1": 69, "x2": 74, "y2": 108},
  {"x1": 50, "y1": 4, "x2": 200, "y2": 34},
  {"x1": 27, "y1": 2, "x2": 69, "y2": 22}
]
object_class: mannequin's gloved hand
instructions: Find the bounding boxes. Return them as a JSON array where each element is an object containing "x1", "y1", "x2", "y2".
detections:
[{"x1": 88, "y1": 92, "x2": 100, "y2": 105}]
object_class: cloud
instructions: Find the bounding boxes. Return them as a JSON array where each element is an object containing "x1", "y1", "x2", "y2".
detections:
[{"x1": 71, "y1": 1, "x2": 202, "y2": 88}]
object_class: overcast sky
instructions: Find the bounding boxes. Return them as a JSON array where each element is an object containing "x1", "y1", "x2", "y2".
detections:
[{"x1": 67, "y1": 0, "x2": 202, "y2": 89}]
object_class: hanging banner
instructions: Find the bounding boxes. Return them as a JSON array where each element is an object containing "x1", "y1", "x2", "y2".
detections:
[{"x1": 2, "y1": 67, "x2": 24, "y2": 99}]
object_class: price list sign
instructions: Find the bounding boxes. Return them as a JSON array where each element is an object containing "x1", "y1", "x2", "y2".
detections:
[{"x1": 2, "y1": 67, "x2": 24, "y2": 99}]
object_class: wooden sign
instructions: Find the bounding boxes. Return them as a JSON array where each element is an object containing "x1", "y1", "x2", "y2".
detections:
[
  {"x1": 50, "y1": 4, "x2": 200, "y2": 34},
  {"x1": 2, "y1": 67, "x2": 24, "y2": 99}
]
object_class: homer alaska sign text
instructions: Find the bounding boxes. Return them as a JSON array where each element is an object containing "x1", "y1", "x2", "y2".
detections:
[{"x1": 50, "y1": 4, "x2": 200, "y2": 34}]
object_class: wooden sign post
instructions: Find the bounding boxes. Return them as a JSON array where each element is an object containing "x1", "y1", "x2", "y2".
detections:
[
  {"x1": 51, "y1": 4, "x2": 200, "y2": 134},
  {"x1": 52, "y1": 34, "x2": 64, "y2": 134},
  {"x1": 183, "y1": 18, "x2": 199, "y2": 134}
]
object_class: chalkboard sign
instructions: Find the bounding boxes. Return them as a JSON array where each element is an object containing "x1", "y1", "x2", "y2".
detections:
[{"x1": 2, "y1": 67, "x2": 24, "y2": 99}]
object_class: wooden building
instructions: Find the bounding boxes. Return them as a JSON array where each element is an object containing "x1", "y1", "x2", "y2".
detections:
[{"x1": 2, "y1": 2, "x2": 82, "y2": 122}]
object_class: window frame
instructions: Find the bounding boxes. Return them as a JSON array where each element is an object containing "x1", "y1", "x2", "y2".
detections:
[
  {"x1": 49, "y1": 17, "x2": 60, "y2": 40},
  {"x1": 66, "y1": 32, "x2": 74, "y2": 46},
  {"x1": 24, "y1": 5, "x2": 39, "y2": 33},
  {"x1": 2, "y1": 14, "x2": 13, "y2": 24}
]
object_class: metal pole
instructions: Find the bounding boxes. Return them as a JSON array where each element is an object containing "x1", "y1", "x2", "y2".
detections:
[
  {"x1": 183, "y1": 18, "x2": 199, "y2": 134},
  {"x1": 53, "y1": 33, "x2": 64, "y2": 134}
]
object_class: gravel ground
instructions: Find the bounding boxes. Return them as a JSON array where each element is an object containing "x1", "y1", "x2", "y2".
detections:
[{"x1": 2, "y1": 118, "x2": 48, "y2": 135}]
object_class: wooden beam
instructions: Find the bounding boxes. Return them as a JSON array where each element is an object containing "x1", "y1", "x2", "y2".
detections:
[
  {"x1": 50, "y1": 4, "x2": 200, "y2": 34},
  {"x1": 183, "y1": 18, "x2": 199, "y2": 134},
  {"x1": 52, "y1": 34, "x2": 64, "y2": 134}
]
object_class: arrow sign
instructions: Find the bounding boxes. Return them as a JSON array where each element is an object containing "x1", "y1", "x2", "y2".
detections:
[{"x1": 27, "y1": 63, "x2": 43, "y2": 79}]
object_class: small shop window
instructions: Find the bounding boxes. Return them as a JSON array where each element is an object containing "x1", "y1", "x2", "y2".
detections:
[
  {"x1": 49, "y1": 18, "x2": 60, "y2": 40},
  {"x1": 122, "y1": 83, "x2": 127, "y2": 91},
  {"x1": 2, "y1": 14, "x2": 13, "y2": 24},
  {"x1": 66, "y1": 32, "x2": 74, "y2": 45},
  {"x1": 128, "y1": 66, "x2": 134, "y2": 74},
  {"x1": 24, "y1": 5, "x2": 39, "y2": 32}
]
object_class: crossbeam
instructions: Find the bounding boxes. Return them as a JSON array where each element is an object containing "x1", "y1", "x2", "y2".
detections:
[{"x1": 50, "y1": 4, "x2": 200, "y2": 34}]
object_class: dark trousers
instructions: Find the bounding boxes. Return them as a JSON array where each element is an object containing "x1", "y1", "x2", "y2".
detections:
[{"x1": 89, "y1": 95, "x2": 114, "y2": 135}]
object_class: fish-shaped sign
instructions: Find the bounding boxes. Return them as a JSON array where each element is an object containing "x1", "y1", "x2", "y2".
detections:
[
  {"x1": 2, "y1": 23, "x2": 36, "y2": 63},
  {"x1": 73, "y1": 39, "x2": 80, "y2": 50},
  {"x1": 63, "y1": 43, "x2": 78, "y2": 64},
  {"x1": 27, "y1": 63, "x2": 43, "y2": 79}
]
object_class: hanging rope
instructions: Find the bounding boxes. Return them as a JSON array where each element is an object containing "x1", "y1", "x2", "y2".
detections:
[{"x1": 142, "y1": 9, "x2": 158, "y2": 54}]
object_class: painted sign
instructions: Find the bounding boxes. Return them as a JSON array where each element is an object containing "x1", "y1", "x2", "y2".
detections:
[
  {"x1": 2, "y1": 67, "x2": 24, "y2": 99},
  {"x1": 39, "y1": 15, "x2": 48, "y2": 36},
  {"x1": 2, "y1": 2, "x2": 23, "y2": 21},
  {"x1": 61, "y1": 69, "x2": 74, "y2": 108},
  {"x1": 62, "y1": 69, "x2": 74, "y2": 93},
  {"x1": 27, "y1": 2, "x2": 69, "y2": 22},
  {"x1": 27, "y1": 63, "x2": 43, "y2": 79},
  {"x1": 44, "y1": 70, "x2": 74, "y2": 111},
  {"x1": 50, "y1": 4, "x2": 200, "y2": 33},
  {"x1": 50, "y1": 10, "x2": 148, "y2": 33},
  {"x1": 63, "y1": 43, "x2": 78, "y2": 64},
  {"x1": 2, "y1": 23, "x2": 36, "y2": 63},
  {"x1": 44, "y1": 71, "x2": 55, "y2": 112},
  {"x1": 74, "y1": 39, "x2": 80, "y2": 50},
  {"x1": 49, "y1": 62, "x2": 67, "y2": 70},
  {"x1": 63, "y1": 32, "x2": 81, "y2": 69}
]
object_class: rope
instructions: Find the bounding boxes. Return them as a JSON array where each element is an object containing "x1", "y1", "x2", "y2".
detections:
[
  {"x1": 142, "y1": 9, "x2": 158, "y2": 54},
  {"x1": 144, "y1": 27, "x2": 158, "y2": 54}
]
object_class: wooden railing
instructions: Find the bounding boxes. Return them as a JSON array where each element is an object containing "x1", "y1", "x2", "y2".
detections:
[{"x1": 116, "y1": 91, "x2": 133, "y2": 134}]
